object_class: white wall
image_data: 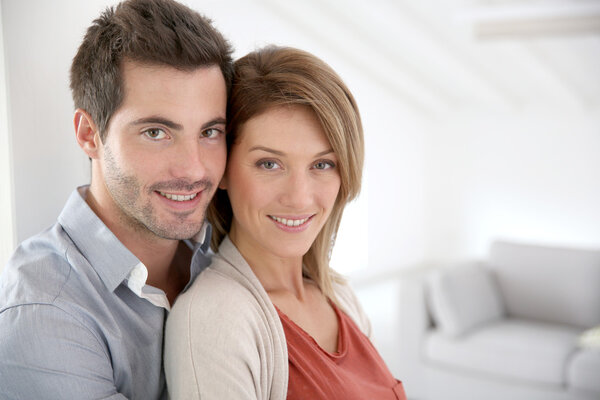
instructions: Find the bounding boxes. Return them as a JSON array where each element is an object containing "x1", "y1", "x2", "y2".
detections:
[
  {"x1": 0, "y1": 1, "x2": 16, "y2": 273},
  {"x1": 423, "y1": 107, "x2": 600, "y2": 263},
  {"x1": 1, "y1": 0, "x2": 109, "y2": 245}
]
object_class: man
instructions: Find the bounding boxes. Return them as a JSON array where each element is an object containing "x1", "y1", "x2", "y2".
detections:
[{"x1": 0, "y1": 0, "x2": 232, "y2": 398}]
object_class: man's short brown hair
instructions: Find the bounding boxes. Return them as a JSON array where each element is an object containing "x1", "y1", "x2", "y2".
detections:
[{"x1": 70, "y1": 0, "x2": 233, "y2": 141}]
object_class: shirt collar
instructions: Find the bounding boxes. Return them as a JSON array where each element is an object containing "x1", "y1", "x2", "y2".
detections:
[
  {"x1": 125, "y1": 223, "x2": 212, "y2": 310},
  {"x1": 58, "y1": 186, "x2": 211, "y2": 295},
  {"x1": 58, "y1": 186, "x2": 140, "y2": 292},
  {"x1": 191, "y1": 223, "x2": 209, "y2": 249}
]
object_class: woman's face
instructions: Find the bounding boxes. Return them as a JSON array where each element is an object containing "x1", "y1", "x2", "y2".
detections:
[{"x1": 222, "y1": 105, "x2": 341, "y2": 262}]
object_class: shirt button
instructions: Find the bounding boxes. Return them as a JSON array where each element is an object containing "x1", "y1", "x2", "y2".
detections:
[{"x1": 132, "y1": 268, "x2": 144, "y2": 279}]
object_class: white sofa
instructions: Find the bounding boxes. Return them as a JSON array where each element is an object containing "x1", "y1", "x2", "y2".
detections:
[{"x1": 397, "y1": 241, "x2": 600, "y2": 400}]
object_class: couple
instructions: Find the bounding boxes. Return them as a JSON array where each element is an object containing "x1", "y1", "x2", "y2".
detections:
[{"x1": 0, "y1": 0, "x2": 404, "y2": 399}]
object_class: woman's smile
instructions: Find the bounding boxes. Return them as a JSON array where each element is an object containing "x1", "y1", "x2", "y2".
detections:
[{"x1": 268, "y1": 214, "x2": 315, "y2": 231}]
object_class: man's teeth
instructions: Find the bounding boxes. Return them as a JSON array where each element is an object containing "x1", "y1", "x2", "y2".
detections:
[
  {"x1": 269, "y1": 216, "x2": 310, "y2": 227},
  {"x1": 159, "y1": 192, "x2": 197, "y2": 201}
]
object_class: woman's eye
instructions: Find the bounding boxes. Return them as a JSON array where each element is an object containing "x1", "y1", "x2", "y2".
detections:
[
  {"x1": 143, "y1": 128, "x2": 167, "y2": 140},
  {"x1": 314, "y1": 161, "x2": 334, "y2": 170},
  {"x1": 259, "y1": 160, "x2": 280, "y2": 170},
  {"x1": 201, "y1": 128, "x2": 221, "y2": 139}
]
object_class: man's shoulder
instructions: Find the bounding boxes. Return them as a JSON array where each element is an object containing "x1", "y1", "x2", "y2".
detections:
[
  {"x1": 0, "y1": 220, "x2": 107, "y2": 316},
  {"x1": 0, "y1": 224, "x2": 104, "y2": 353},
  {"x1": 0, "y1": 223, "x2": 74, "y2": 307}
]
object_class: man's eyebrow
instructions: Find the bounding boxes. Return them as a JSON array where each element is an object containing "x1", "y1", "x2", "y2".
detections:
[
  {"x1": 249, "y1": 146, "x2": 335, "y2": 157},
  {"x1": 130, "y1": 117, "x2": 183, "y2": 131},
  {"x1": 202, "y1": 118, "x2": 226, "y2": 130},
  {"x1": 129, "y1": 117, "x2": 226, "y2": 131}
]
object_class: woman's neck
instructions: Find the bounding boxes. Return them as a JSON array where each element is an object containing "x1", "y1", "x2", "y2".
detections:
[{"x1": 228, "y1": 229, "x2": 307, "y2": 301}]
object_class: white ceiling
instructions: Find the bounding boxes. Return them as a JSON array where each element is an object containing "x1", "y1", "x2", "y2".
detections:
[{"x1": 252, "y1": 0, "x2": 600, "y2": 116}]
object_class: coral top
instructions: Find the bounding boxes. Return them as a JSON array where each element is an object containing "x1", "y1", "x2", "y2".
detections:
[{"x1": 277, "y1": 302, "x2": 406, "y2": 400}]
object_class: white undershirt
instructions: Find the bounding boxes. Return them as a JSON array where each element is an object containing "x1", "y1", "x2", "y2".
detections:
[{"x1": 125, "y1": 222, "x2": 208, "y2": 311}]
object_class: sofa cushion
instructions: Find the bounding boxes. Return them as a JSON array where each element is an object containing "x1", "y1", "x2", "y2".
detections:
[
  {"x1": 489, "y1": 241, "x2": 600, "y2": 329},
  {"x1": 424, "y1": 319, "x2": 580, "y2": 386},
  {"x1": 428, "y1": 263, "x2": 504, "y2": 337},
  {"x1": 567, "y1": 349, "x2": 600, "y2": 395}
]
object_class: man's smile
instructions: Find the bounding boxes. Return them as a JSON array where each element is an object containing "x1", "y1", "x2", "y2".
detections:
[{"x1": 158, "y1": 191, "x2": 199, "y2": 202}]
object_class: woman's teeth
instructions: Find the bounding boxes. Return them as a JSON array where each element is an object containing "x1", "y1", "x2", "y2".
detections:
[
  {"x1": 159, "y1": 192, "x2": 197, "y2": 201},
  {"x1": 270, "y1": 216, "x2": 310, "y2": 227}
]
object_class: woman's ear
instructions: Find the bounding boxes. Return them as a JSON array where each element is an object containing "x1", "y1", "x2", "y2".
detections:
[{"x1": 74, "y1": 109, "x2": 101, "y2": 159}]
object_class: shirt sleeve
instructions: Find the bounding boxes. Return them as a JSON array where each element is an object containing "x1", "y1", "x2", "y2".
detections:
[{"x1": 0, "y1": 303, "x2": 128, "y2": 400}]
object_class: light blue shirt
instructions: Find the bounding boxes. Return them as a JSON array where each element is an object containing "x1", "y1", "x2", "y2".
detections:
[{"x1": 0, "y1": 186, "x2": 212, "y2": 399}]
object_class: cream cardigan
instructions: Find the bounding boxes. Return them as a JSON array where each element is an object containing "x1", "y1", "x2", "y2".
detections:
[{"x1": 165, "y1": 236, "x2": 372, "y2": 400}]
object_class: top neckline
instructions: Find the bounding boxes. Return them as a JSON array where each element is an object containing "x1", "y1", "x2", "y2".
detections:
[{"x1": 275, "y1": 300, "x2": 347, "y2": 359}]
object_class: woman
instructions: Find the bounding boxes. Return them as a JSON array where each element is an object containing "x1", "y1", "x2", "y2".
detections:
[{"x1": 165, "y1": 46, "x2": 406, "y2": 400}]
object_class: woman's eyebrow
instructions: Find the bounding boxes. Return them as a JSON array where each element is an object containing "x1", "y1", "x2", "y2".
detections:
[
  {"x1": 249, "y1": 146, "x2": 334, "y2": 157},
  {"x1": 248, "y1": 146, "x2": 285, "y2": 156},
  {"x1": 315, "y1": 149, "x2": 334, "y2": 157}
]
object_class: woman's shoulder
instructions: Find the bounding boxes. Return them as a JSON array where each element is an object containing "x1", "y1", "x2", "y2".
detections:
[
  {"x1": 332, "y1": 279, "x2": 373, "y2": 338},
  {"x1": 169, "y1": 243, "x2": 279, "y2": 334},
  {"x1": 172, "y1": 256, "x2": 260, "y2": 323},
  {"x1": 165, "y1": 260, "x2": 278, "y2": 400}
]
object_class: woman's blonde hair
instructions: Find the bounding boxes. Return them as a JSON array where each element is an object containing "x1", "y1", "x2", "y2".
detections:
[{"x1": 208, "y1": 45, "x2": 364, "y2": 300}]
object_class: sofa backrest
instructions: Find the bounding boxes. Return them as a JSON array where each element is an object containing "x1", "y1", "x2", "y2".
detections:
[{"x1": 488, "y1": 241, "x2": 600, "y2": 329}]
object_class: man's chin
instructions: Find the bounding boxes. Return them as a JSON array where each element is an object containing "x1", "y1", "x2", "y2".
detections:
[{"x1": 148, "y1": 222, "x2": 206, "y2": 241}]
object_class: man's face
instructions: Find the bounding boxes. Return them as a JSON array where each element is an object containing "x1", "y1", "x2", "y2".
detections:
[{"x1": 94, "y1": 61, "x2": 227, "y2": 241}]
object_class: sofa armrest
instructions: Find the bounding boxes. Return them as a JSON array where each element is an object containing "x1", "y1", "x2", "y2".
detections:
[{"x1": 396, "y1": 267, "x2": 436, "y2": 391}]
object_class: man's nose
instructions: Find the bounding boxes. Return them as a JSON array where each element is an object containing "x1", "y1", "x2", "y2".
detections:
[{"x1": 168, "y1": 138, "x2": 207, "y2": 181}]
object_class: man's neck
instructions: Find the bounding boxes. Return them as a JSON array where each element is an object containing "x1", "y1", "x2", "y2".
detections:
[{"x1": 83, "y1": 185, "x2": 190, "y2": 299}]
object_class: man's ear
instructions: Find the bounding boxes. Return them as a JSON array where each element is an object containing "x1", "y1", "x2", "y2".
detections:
[{"x1": 74, "y1": 109, "x2": 101, "y2": 159}]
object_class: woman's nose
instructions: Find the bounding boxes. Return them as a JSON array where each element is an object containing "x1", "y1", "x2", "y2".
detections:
[{"x1": 279, "y1": 171, "x2": 313, "y2": 209}]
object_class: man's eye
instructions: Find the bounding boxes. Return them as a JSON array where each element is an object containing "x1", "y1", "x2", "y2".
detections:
[
  {"x1": 201, "y1": 128, "x2": 221, "y2": 139},
  {"x1": 143, "y1": 128, "x2": 167, "y2": 140}
]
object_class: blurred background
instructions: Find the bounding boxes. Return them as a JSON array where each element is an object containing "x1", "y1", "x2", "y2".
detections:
[{"x1": 1, "y1": 0, "x2": 600, "y2": 397}]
